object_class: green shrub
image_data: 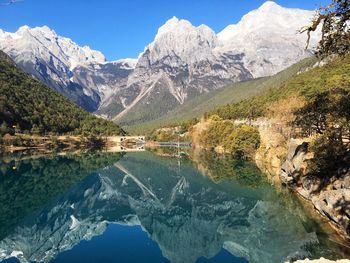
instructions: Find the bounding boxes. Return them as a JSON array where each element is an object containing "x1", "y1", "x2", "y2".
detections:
[
  {"x1": 223, "y1": 125, "x2": 260, "y2": 159},
  {"x1": 149, "y1": 128, "x2": 190, "y2": 142},
  {"x1": 200, "y1": 119, "x2": 260, "y2": 159},
  {"x1": 200, "y1": 119, "x2": 235, "y2": 149}
]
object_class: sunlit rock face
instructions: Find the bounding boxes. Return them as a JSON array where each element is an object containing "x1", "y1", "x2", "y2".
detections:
[
  {"x1": 0, "y1": 153, "x2": 322, "y2": 263},
  {"x1": 281, "y1": 139, "x2": 350, "y2": 238},
  {"x1": 0, "y1": 1, "x2": 320, "y2": 123},
  {"x1": 107, "y1": 17, "x2": 252, "y2": 124}
]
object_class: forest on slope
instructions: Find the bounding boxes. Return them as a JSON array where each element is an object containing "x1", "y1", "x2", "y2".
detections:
[
  {"x1": 0, "y1": 51, "x2": 125, "y2": 137},
  {"x1": 210, "y1": 55, "x2": 350, "y2": 121},
  {"x1": 128, "y1": 57, "x2": 317, "y2": 133}
]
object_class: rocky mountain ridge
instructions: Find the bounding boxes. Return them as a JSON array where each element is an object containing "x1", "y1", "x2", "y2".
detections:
[{"x1": 0, "y1": 1, "x2": 320, "y2": 125}]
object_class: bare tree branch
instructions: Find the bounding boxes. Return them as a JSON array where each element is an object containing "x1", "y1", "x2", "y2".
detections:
[{"x1": 300, "y1": 13, "x2": 327, "y2": 49}]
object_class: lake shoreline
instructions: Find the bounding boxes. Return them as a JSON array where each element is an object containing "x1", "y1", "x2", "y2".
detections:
[
  {"x1": 0, "y1": 134, "x2": 129, "y2": 154},
  {"x1": 2, "y1": 139, "x2": 350, "y2": 260},
  {"x1": 186, "y1": 118, "x2": 350, "y2": 244},
  {"x1": 1, "y1": 149, "x2": 349, "y2": 262}
]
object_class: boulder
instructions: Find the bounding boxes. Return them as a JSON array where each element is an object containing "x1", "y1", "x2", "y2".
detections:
[
  {"x1": 280, "y1": 139, "x2": 311, "y2": 186},
  {"x1": 312, "y1": 189, "x2": 350, "y2": 235}
]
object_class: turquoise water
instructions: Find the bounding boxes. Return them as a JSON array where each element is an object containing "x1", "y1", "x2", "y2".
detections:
[{"x1": 0, "y1": 151, "x2": 349, "y2": 263}]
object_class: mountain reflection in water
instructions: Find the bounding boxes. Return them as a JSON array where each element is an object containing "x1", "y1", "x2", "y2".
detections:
[{"x1": 0, "y1": 151, "x2": 348, "y2": 263}]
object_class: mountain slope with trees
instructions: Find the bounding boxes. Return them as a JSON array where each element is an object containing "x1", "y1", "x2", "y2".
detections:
[
  {"x1": 0, "y1": 51, "x2": 125, "y2": 137},
  {"x1": 127, "y1": 56, "x2": 317, "y2": 133},
  {"x1": 210, "y1": 55, "x2": 350, "y2": 120}
]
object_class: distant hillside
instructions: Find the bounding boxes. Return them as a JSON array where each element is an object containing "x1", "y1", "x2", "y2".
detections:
[
  {"x1": 0, "y1": 51, "x2": 125, "y2": 136},
  {"x1": 128, "y1": 57, "x2": 317, "y2": 133},
  {"x1": 210, "y1": 54, "x2": 350, "y2": 120}
]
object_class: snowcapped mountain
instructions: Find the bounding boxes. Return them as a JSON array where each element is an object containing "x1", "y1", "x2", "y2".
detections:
[
  {"x1": 216, "y1": 1, "x2": 320, "y2": 77},
  {"x1": 100, "y1": 2, "x2": 320, "y2": 125},
  {"x1": 0, "y1": 26, "x2": 107, "y2": 111},
  {"x1": 0, "y1": 25, "x2": 106, "y2": 68},
  {"x1": 104, "y1": 16, "x2": 252, "y2": 124},
  {"x1": 0, "y1": 26, "x2": 136, "y2": 111},
  {"x1": 0, "y1": 1, "x2": 320, "y2": 124}
]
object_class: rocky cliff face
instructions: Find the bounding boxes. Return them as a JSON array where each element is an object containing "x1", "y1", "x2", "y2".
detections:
[
  {"x1": 254, "y1": 120, "x2": 289, "y2": 184},
  {"x1": 254, "y1": 121, "x2": 350, "y2": 239},
  {"x1": 280, "y1": 139, "x2": 350, "y2": 238}
]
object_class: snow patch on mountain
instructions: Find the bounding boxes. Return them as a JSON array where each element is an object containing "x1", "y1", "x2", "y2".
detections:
[
  {"x1": 147, "y1": 16, "x2": 218, "y2": 65},
  {"x1": 216, "y1": 1, "x2": 320, "y2": 77},
  {"x1": 0, "y1": 25, "x2": 106, "y2": 70},
  {"x1": 112, "y1": 58, "x2": 138, "y2": 69}
]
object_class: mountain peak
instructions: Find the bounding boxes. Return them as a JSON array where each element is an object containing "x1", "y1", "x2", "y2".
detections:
[
  {"x1": 218, "y1": 0, "x2": 317, "y2": 44},
  {"x1": 18, "y1": 25, "x2": 30, "y2": 31},
  {"x1": 156, "y1": 16, "x2": 193, "y2": 38},
  {"x1": 147, "y1": 16, "x2": 218, "y2": 66},
  {"x1": 33, "y1": 25, "x2": 56, "y2": 34},
  {"x1": 13, "y1": 25, "x2": 57, "y2": 38},
  {"x1": 258, "y1": 1, "x2": 282, "y2": 11},
  {"x1": 166, "y1": 16, "x2": 180, "y2": 24},
  {"x1": 16, "y1": 25, "x2": 30, "y2": 35}
]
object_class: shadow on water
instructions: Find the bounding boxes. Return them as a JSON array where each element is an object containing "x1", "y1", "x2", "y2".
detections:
[{"x1": 0, "y1": 149, "x2": 349, "y2": 263}]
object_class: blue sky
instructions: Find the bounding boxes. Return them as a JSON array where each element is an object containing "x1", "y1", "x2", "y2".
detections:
[{"x1": 0, "y1": 0, "x2": 330, "y2": 60}]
